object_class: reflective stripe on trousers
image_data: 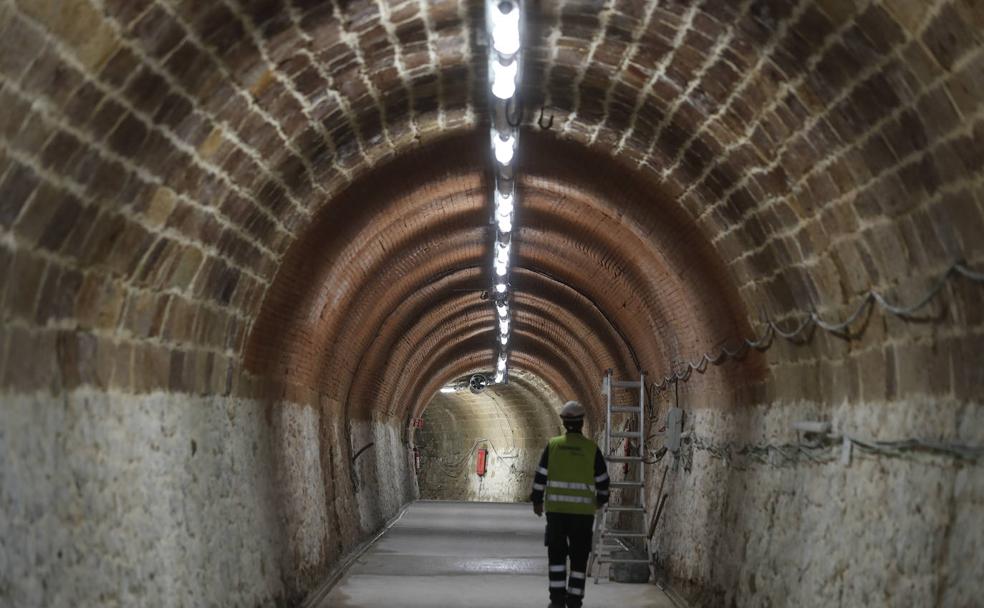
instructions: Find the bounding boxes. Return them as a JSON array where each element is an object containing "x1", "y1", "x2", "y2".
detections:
[
  {"x1": 568, "y1": 570, "x2": 586, "y2": 597},
  {"x1": 548, "y1": 562, "x2": 567, "y2": 592},
  {"x1": 545, "y1": 512, "x2": 593, "y2": 605}
]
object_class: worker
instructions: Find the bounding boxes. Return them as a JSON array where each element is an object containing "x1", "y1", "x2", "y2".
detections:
[{"x1": 531, "y1": 400, "x2": 610, "y2": 608}]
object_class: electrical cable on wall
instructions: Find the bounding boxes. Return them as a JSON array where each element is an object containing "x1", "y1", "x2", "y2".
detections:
[
  {"x1": 643, "y1": 260, "x2": 984, "y2": 408},
  {"x1": 427, "y1": 438, "x2": 522, "y2": 479},
  {"x1": 628, "y1": 261, "x2": 984, "y2": 468},
  {"x1": 677, "y1": 431, "x2": 984, "y2": 470}
]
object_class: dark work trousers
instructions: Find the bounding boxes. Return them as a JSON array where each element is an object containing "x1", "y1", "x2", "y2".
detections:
[{"x1": 545, "y1": 512, "x2": 594, "y2": 607}]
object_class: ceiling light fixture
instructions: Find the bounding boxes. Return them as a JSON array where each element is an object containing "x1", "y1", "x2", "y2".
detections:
[
  {"x1": 490, "y1": 1, "x2": 520, "y2": 56},
  {"x1": 493, "y1": 132, "x2": 516, "y2": 165},
  {"x1": 487, "y1": 0, "x2": 523, "y2": 385},
  {"x1": 490, "y1": 59, "x2": 518, "y2": 100}
]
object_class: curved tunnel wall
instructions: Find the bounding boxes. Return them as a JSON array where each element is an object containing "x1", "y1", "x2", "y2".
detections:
[
  {"x1": 0, "y1": 1, "x2": 982, "y2": 606},
  {"x1": 415, "y1": 370, "x2": 564, "y2": 503}
]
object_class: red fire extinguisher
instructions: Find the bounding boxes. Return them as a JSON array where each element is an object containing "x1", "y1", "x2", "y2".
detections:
[{"x1": 476, "y1": 447, "x2": 488, "y2": 477}]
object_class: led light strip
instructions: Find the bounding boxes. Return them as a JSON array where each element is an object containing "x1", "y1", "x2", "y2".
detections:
[{"x1": 486, "y1": 0, "x2": 522, "y2": 384}]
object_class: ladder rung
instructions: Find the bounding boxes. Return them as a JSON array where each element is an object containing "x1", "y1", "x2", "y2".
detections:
[
  {"x1": 597, "y1": 558, "x2": 651, "y2": 564},
  {"x1": 610, "y1": 406, "x2": 641, "y2": 413},
  {"x1": 605, "y1": 456, "x2": 642, "y2": 463},
  {"x1": 612, "y1": 380, "x2": 642, "y2": 389},
  {"x1": 603, "y1": 532, "x2": 648, "y2": 538},
  {"x1": 605, "y1": 506, "x2": 645, "y2": 512},
  {"x1": 610, "y1": 481, "x2": 643, "y2": 489},
  {"x1": 610, "y1": 431, "x2": 641, "y2": 438}
]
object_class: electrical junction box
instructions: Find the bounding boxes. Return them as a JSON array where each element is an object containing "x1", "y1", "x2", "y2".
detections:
[{"x1": 666, "y1": 408, "x2": 683, "y2": 453}]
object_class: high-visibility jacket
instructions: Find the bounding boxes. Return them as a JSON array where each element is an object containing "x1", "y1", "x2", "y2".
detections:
[{"x1": 531, "y1": 432, "x2": 609, "y2": 515}]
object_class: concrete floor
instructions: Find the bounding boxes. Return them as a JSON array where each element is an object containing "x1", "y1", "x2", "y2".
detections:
[{"x1": 317, "y1": 501, "x2": 675, "y2": 608}]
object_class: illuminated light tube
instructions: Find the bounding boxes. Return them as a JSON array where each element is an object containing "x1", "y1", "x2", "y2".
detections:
[
  {"x1": 493, "y1": 132, "x2": 516, "y2": 165},
  {"x1": 495, "y1": 190, "x2": 514, "y2": 215},
  {"x1": 496, "y1": 244, "x2": 510, "y2": 264},
  {"x1": 497, "y1": 214, "x2": 512, "y2": 233},
  {"x1": 491, "y1": 58, "x2": 518, "y2": 100},
  {"x1": 488, "y1": 0, "x2": 521, "y2": 385},
  {"x1": 440, "y1": 386, "x2": 455, "y2": 393},
  {"x1": 491, "y1": 1, "x2": 520, "y2": 56}
]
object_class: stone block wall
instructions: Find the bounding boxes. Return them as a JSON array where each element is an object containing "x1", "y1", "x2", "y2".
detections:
[
  {"x1": 1, "y1": 0, "x2": 982, "y2": 606},
  {"x1": 0, "y1": 0, "x2": 437, "y2": 603},
  {"x1": 0, "y1": 388, "x2": 415, "y2": 606},
  {"x1": 644, "y1": 395, "x2": 984, "y2": 607}
]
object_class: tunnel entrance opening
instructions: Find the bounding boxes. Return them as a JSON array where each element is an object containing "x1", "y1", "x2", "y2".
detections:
[{"x1": 413, "y1": 370, "x2": 565, "y2": 503}]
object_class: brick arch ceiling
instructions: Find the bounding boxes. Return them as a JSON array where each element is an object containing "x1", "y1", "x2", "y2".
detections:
[
  {"x1": 244, "y1": 131, "x2": 753, "y2": 426},
  {"x1": 6, "y1": 1, "x2": 977, "y2": 408},
  {"x1": 343, "y1": 264, "x2": 638, "y2": 431},
  {"x1": 221, "y1": 0, "x2": 978, "y2": 424}
]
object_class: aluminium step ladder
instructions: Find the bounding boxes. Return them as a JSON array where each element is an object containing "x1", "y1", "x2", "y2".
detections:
[{"x1": 588, "y1": 369, "x2": 652, "y2": 582}]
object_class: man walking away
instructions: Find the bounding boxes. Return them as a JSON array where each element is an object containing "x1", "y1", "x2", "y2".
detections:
[{"x1": 531, "y1": 401, "x2": 610, "y2": 608}]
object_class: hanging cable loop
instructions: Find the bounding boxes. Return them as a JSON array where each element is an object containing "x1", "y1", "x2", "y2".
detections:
[{"x1": 648, "y1": 260, "x2": 983, "y2": 400}]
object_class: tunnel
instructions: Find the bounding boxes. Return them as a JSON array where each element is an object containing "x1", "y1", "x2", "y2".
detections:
[{"x1": 1, "y1": 0, "x2": 982, "y2": 606}]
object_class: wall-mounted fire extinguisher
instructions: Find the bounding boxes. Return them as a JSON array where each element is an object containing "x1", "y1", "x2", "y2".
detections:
[{"x1": 476, "y1": 447, "x2": 488, "y2": 477}]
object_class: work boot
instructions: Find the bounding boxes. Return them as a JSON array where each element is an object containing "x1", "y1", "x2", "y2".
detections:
[{"x1": 548, "y1": 602, "x2": 565, "y2": 608}]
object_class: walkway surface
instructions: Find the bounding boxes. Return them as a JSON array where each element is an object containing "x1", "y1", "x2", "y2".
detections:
[{"x1": 317, "y1": 500, "x2": 675, "y2": 608}]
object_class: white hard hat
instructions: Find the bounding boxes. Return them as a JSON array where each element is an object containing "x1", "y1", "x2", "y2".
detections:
[{"x1": 560, "y1": 400, "x2": 585, "y2": 420}]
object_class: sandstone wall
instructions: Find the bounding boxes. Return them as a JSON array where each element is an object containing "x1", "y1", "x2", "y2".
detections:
[
  {"x1": 415, "y1": 376, "x2": 563, "y2": 503},
  {"x1": 0, "y1": 389, "x2": 415, "y2": 606},
  {"x1": 644, "y1": 392, "x2": 984, "y2": 607}
]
